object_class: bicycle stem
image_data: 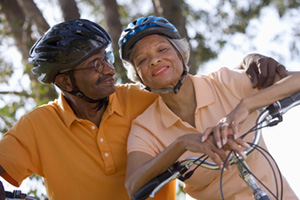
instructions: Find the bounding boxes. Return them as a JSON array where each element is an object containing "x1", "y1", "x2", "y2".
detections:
[{"x1": 235, "y1": 157, "x2": 271, "y2": 200}]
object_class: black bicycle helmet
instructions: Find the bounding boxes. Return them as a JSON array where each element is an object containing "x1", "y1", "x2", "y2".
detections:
[
  {"x1": 29, "y1": 19, "x2": 112, "y2": 84},
  {"x1": 118, "y1": 16, "x2": 187, "y2": 94}
]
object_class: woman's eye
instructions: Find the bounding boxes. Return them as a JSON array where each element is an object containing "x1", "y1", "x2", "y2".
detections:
[
  {"x1": 137, "y1": 58, "x2": 146, "y2": 66},
  {"x1": 159, "y1": 48, "x2": 167, "y2": 52}
]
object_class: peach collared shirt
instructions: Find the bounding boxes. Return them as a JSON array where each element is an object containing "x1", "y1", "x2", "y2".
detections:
[{"x1": 128, "y1": 68, "x2": 298, "y2": 200}]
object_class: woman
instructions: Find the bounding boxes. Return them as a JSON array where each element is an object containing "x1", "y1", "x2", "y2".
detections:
[{"x1": 118, "y1": 16, "x2": 299, "y2": 199}]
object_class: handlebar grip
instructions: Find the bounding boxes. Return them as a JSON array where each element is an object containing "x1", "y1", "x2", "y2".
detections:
[
  {"x1": 132, "y1": 169, "x2": 174, "y2": 200},
  {"x1": 267, "y1": 91, "x2": 300, "y2": 115}
]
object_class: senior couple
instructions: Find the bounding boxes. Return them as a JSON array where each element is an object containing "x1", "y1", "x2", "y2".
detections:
[{"x1": 0, "y1": 16, "x2": 298, "y2": 200}]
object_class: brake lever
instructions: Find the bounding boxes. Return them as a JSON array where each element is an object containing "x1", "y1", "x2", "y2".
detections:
[
  {"x1": 133, "y1": 159, "x2": 197, "y2": 200},
  {"x1": 149, "y1": 159, "x2": 197, "y2": 198},
  {"x1": 149, "y1": 171, "x2": 181, "y2": 198}
]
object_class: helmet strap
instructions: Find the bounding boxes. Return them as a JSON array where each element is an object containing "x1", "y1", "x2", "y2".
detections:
[
  {"x1": 67, "y1": 71, "x2": 108, "y2": 111},
  {"x1": 134, "y1": 37, "x2": 188, "y2": 94},
  {"x1": 145, "y1": 69, "x2": 187, "y2": 94}
]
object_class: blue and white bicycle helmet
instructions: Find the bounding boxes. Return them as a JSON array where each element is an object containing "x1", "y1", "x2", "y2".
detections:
[
  {"x1": 119, "y1": 16, "x2": 181, "y2": 62},
  {"x1": 119, "y1": 16, "x2": 189, "y2": 94}
]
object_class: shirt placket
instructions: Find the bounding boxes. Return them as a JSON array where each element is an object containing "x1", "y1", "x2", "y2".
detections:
[{"x1": 97, "y1": 106, "x2": 116, "y2": 174}]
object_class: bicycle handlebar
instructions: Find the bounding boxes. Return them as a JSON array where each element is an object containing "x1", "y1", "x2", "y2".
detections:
[
  {"x1": 266, "y1": 90, "x2": 300, "y2": 117},
  {"x1": 0, "y1": 181, "x2": 38, "y2": 200},
  {"x1": 132, "y1": 167, "x2": 176, "y2": 200},
  {"x1": 5, "y1": 190, "x2": 39, "y2": 200},
  {"x1": 177, "y1": 90, "x2": 300, "y2": 170},
  {"x1": 132, "y1": 161, "x2": 191, "y2": 200}
]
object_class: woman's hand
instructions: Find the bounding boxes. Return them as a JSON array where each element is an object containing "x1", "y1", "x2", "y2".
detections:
[
  {"x1": 180, "y1": 133, "x2": 227, "y2": 168},
  {"x1": 201, "y1": 99, "x2": 251, "y2": 149},
  {"x1": 181, "y1": 133, "x2": 248, "y2": 170}
]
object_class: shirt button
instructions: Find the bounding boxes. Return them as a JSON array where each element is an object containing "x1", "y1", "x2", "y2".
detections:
[
  {"x1": 91, "y1": 126, "x2": 96, "y2": 130},
  {"x1": 104, "y1": 153, "x2": 109, "y2": 157},
  {"x1": 100, "y1": 138, "x2": 104, "y2": 142}
]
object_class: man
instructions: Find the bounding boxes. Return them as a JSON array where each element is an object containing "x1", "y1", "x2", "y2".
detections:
[
  {"x1": 0, "y1": 19, "x2": 175, "y2": 200},
  {"x1": 0, "y1": 19, "x2": 286, "y2": 200}
]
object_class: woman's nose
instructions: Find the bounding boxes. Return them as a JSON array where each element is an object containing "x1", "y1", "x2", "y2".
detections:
[{"x1": 150, "y1": 57, "x2": 161, "y2": 66}]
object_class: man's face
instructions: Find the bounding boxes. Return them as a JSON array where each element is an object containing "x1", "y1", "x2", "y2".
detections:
[{"x1": 72, "y1": 49, "x2": 116, "y2": 99}]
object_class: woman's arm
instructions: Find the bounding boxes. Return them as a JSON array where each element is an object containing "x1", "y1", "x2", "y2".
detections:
[
  {"x1": 125, "y1": 133, "x2": 230, "y2": 198},
  {"x1": 230, "y1": 71, "x2": 300, "y2": 135},
  {"x1": 203, "y1": 71, "x2": 300, "y2": 146}
]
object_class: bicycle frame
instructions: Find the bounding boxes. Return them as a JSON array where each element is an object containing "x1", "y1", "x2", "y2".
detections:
[{"x1": 133, "y1": 91, "x2": 300, "y2": 200}]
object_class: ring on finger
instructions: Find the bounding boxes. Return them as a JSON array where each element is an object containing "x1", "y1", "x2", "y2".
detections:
[{"x1": 220, "y1": 122, "x2": 229, "y2": 128}]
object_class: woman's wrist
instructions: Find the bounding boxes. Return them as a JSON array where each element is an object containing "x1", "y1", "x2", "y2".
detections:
[
  {"x1": 175, "y1": 135, "x2": 189, "y2": 153},
  {"x1": 239, "y1": 97, "x2": 253, "y2": 115}
]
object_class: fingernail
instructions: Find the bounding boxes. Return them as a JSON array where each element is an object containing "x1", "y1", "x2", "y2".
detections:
[
  {"x1": 220, "y1": 163, "x2": 224, "y2": 170},
  {"x1": 227, "y1": 165, "x2": 232, "y2": 171},
  {"x1": 241, "y1": 152, "x2": 247, "y2": 159},
  {"x1": 222, "y1": 139, "x2": 227, "y2": 146},
  {"x1": 201, "y1": 137, "x2": 205, "y2": 142},
  {"x1": 217, "y1": 141, "x2": 222, "y2": 149},
  {"x1": 244, "y1": 142, "x2": 250, "y2": 148},
  {"x1": 234, "y1": 134, "x2": 238, "y2": 140},
  {"x1": 223, "y1": 167, "x2": 226, "y2": 171}
]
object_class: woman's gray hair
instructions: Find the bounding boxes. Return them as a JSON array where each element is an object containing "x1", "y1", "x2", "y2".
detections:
[{"x1": 122, "y1": 37, "x2": 190, "y2": 83}]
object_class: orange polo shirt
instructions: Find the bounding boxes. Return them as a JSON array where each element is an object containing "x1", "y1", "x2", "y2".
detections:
[
  {"x1": 128, "y1": 68, "x2": 298, "y2": 200},
  {"x1": 0, "y1": 83, "x2": 176, "y2": 200}
]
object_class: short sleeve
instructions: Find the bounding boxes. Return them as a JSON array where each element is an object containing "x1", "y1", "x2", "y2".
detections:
[
  {"x1": 127, "y1": 120, "x2": 158, "y2": 157},
  {"x1": 0, "y1": 114, "x2": 41, "y2": 186},
  {"x1": 210, "y1": 67, "x2": 259, "y2": 99}
]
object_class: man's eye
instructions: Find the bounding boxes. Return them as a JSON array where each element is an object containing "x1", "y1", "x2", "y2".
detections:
[{"x1": 93, "y1": 60, "x2": 100, "y2": 68}]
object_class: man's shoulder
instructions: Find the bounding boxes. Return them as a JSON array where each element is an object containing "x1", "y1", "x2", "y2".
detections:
[
  {"x1": 23, "y1": 100, "x2": 59, "y2": 119},
  {"x1": 115, "y1": 83, "x2": 158, "y2": 98},
  {"x1": 112, "y1": 83, "x2": 158, "y2": 112},
  {"x1": 115, "y1": 83, "x2": 144, "y2": 91}
]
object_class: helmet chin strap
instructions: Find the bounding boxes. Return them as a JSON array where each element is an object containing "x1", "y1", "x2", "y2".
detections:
[
  {"x1": 145, "y1": 69, "x2": 187, "y2": 94},
  {"x1": 67, "y1": 71, "x2": 108, "y2": 111},
  {"x1": 136, "y1": 37, "x2": 188, "y2": 94}
]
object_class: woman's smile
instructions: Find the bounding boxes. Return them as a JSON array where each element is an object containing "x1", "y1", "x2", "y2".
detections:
[{"x1": 152, "y1": 65, "x2": 169, "y2": 77}]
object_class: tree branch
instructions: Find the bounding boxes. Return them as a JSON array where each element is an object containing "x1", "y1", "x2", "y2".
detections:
[{"x1": 0, "y1": 91, "x2": 31, "y2": 98}]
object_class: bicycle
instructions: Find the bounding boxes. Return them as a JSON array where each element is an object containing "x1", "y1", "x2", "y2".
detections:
[
  {"x1": 132, "y1": 91, "x2": 300, "y2": 200},
  {"x1": 0, "y1": 181, "x2": 39, "y2": 200}
]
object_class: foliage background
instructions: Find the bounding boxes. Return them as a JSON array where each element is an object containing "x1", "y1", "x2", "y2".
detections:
[{"x1": 0, "y1": 0, "x2": 299, "y2": 199}]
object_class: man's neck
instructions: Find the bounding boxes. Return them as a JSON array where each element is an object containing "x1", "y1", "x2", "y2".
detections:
[{"x1": 64, "y1": 94, "x2": 107, "y2": 127}]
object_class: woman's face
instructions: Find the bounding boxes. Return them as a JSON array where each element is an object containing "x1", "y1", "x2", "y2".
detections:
[{"x1": 132, "y1": 35, "x2": 183, "y2": 90}]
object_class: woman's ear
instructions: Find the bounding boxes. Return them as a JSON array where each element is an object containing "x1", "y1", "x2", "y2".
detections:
[{"x1": 54, "y1": 73, "x2": 73, "y2": 92}]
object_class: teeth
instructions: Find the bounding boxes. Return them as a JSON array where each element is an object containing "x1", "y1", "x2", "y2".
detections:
[{"x1": 154, "y1": 67, "x2": 167, "y2": 75}]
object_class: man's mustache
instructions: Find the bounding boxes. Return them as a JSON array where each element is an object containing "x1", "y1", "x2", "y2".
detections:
[{"x1": 96, "y1": 74, "x2": 115, "y2": 85}]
